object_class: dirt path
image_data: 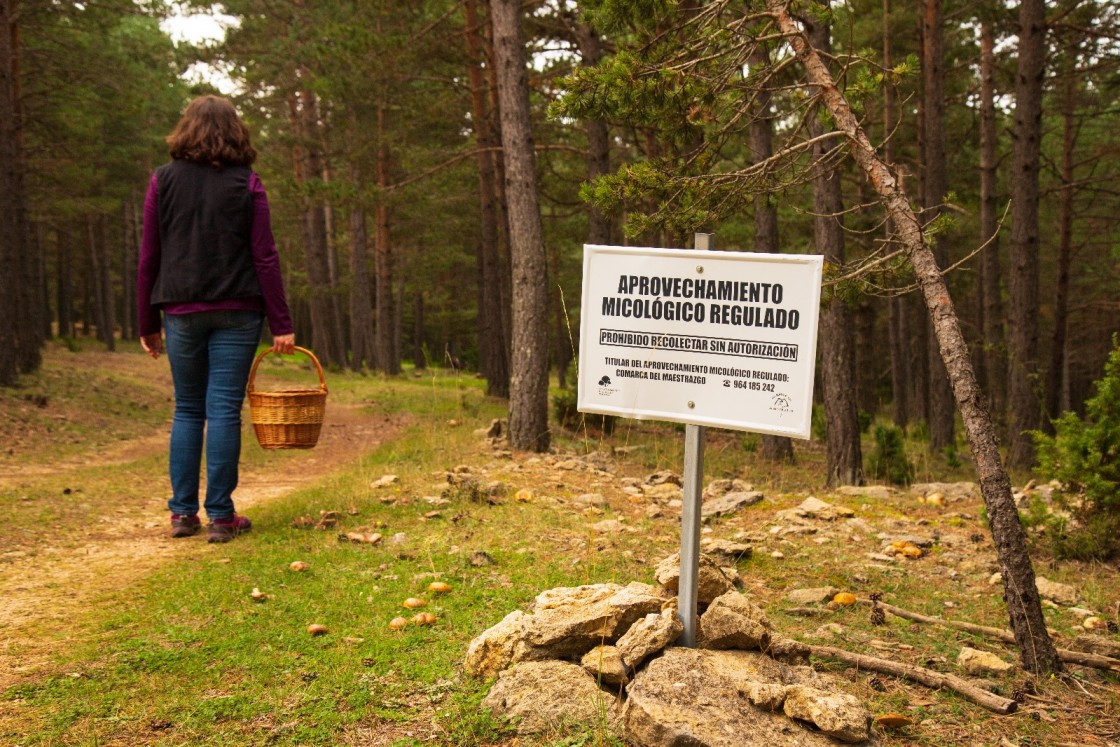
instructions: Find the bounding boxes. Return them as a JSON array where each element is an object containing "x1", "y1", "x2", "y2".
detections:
[{"x1": 0, "y1": 400, "x2": 406, "y2": 692}]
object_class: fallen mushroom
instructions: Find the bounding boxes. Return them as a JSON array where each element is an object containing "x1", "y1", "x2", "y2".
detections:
[
  {"x1": 341, "y1": 531, "x2": 382, "y2": 545},
  {"x1": 427, "y1": 581, "x2": 452, "y2": 594},
  {"x1": 875, "y1": 713, "x2": 912, "y2": 729},
  {"x1": 887, "y1": 540, "x2": 923, "y2": 559},
  {"x1": 403, "y1": 597, "x2": 427, "y2": 609},
  {"x1": 412, "y1": 612, "x2": 436, "y2": 625},
  {"x1": 290, "y1": 561, "x2": 310, "y2": 572},
  {"x1": 250, "y1": 587, "x2": 269, "y2": 601},
  {"x1": 388, "y1": 616, "x2": 409, "y2": 630},
  {"x1": 307, "y1": 623, "x2": 329, "y2": 636}
]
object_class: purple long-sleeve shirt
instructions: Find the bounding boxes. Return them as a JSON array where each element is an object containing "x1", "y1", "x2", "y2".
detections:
[{"x1": 137, "y1": 168, "x2": 294, "y2": 338}]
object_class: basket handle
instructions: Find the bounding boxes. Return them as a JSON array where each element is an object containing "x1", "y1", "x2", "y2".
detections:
[{"x1": 248, "y1": 346, "x2": 328, "y2": 394}]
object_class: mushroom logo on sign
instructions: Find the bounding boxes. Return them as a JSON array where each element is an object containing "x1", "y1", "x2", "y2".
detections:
[{"x1": 770, "y1": 392, "x2": 794, "y2": 416}]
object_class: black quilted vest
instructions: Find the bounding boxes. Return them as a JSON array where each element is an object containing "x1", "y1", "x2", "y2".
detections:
[{"x1": 151, "y1": 159, "x2": 260, "y2": 305}]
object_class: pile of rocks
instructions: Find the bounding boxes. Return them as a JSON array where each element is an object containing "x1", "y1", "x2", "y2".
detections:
[{"x1": 465, "y1": 553, "x2": 874, "y2": 745}]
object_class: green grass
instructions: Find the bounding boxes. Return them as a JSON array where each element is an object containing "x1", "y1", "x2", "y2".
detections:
[{"x1": 1, "y1": 346, "x2": 1116, "y2": 746}]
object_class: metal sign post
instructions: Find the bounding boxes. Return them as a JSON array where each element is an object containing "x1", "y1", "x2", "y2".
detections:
[{"x1": 678, "y1": 232, "x2": 711, "y2": 647}]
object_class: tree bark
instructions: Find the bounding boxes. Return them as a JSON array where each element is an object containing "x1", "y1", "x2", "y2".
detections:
[
  {"x1": 56, "y1": 227, "x2": 73, "y2": 339},
  {"x1": 0, "y1": 0, "x2": 17, "y2": 385},
  {"x1": 413, "y1": 291, "x2": 426, "y2": 369},
  {"x1": 805, "y1": 3, "x2": 860, "y2": 486},
  {"x1": 466, "y1": 0, "x2": 510, "y2": 396},
  {"x1": 491, "y1": 0, "x2": 550, "y2": 452},
  {"x1": 883, "y1": 0, "x2": 909, "y2": 431},
  {"x1": 770, "y1": 0, "x2": 1062, "y2": 675},
  {"x1": 120, "y1": 198, "x2": 136, "y2": 340},
  {"x1": 87, "y1": 215, "x2": 115, "y2": 352},
  {"x1": 347, "y1": 184, "x2": 375, "y2": 371},
  {"x1": 374, "y1": 102, "x2": 399, "y2": 375},
  {"x1": 1, "y1": 0, "x2": 40, "y2": 379},
  {"x1": 484, "y1": 3, "x2": 515, "y2": 387},
  {"x1": 99, "y1": 215, "x2": 115, "y2": 351},
  {"x1": 750, "y1": 45, "x2": 794, "y2": 463},
  {"x1": 1007, "y1": 0, "x2": 1047, "y2": 468},
  {"x1": 573, "y1": 18, "x2": 612, "y2": 247},
  {"x1": 1045, "y1": 60, "x2": 1076, "y2": 427},
  {"x1": 289, "y1": 88, "x2": 346, "y2": 368},
  {"x1": 978, "y1": 19, "x2": 1006, "y2": 426},
  {"x1": 921, "y1": 0, "x2": 955, "y2": 451}
]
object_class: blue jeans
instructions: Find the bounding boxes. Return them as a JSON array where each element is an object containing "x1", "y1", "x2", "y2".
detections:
[{"x1": 164, "y1": 310, "x2": 263, "y2": 521}]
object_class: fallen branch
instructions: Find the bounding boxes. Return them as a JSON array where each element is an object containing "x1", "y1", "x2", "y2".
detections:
[
  {"x1": 864, "y1": 599, "x2": 1017, "y2": 643},
  {"x1": 806, "y1": 644, "x2": 1018, "y2": 715},
  {"x1": 863, "y1": 600, "x2": 1120, "y2": 673},
  {"x1": 1052, "y1": 648, "x2": 1120, "y2": 673}
]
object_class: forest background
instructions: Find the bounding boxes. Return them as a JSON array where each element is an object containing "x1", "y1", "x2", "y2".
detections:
[{"x1": 0, "y1": 0, "x2": 1118, "y2": 473}]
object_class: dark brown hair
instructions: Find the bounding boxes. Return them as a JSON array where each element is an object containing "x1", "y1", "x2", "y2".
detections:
[{"x1": 166, "y1": 95, "x2": 257, "y2": 167}]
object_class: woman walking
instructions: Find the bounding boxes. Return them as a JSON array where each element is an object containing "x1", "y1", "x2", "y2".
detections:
[{"x1": 138, "y1": 95, "x2": 295, "y2": 543}]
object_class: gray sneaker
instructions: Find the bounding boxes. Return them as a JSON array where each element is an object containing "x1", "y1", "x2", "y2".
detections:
[
  {"x1": 170, "y1": 514, "x2": 201, "y2": 538},
  {"x1": 207, "y1": 514, "x2": 252, "y2": 543}
]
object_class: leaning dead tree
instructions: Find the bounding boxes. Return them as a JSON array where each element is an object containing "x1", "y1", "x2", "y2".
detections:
[
  {"x1": 557, "y1": 0, "x2": 1062, "y2": 673},
  {"x1": 766, "y1": 0, "x2": 1061, "y2": 675}
]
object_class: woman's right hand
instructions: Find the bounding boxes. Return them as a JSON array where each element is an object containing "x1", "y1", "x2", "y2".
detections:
[
  {"x1": 141, "y1": 333, "x2": 164, "y2": 359},
  {"x1": 271, "y1": 333, "x2": 296, "y2": 355}
]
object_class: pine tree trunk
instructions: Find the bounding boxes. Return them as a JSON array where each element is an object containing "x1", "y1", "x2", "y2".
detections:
[
  {"x1": 374, "y1": 103, "x2": 399, "y2": 375},
  {"x1": 3, "y1": 1, "x2": 39, "y2": 376},
  {"x1": 290, "y1": 88, "x2": 345, "y2": 368},
  {"x1": 1045, "y1": 62, "x2": 1076, "y2": 427},
  {"x1": 56, "y1": 227, "x2": 73, "y2": 339},
  {"x1": 750, "y1": 45, "x2": 794, "y2": 463},
  {"x1": 574, "y1": 19, "x2": 612, "y2": 247},
  {"x1": 491, "y1": 0, "x2": 550, "y2": 452},
  {"x1": 978, "y1": 19, "x2": 1006, "y2": 425},
  {"x1": 87, "y1": 215, "x2": 114, "y2": 351},
  {"x1": 0, "y1": 0, "x2": 18, "y2": 385},
  {"x1": 771, "y1": 0, "x2": 1062, "y2": 674},
  {"x1": 805, "y1": 3, "x2": 860, "y2": 486},
  {"x1": 99, "y1": 215, "x2": 115, "y2": 351},
  {"x1": 907, "y1": 293, "x2": 930, "y2": 425},
  {"x1": 347, "y1": 192, "x2": 375, "y2": 372},
  {"x1": 883, "y1": 0, "x2": 909, "y2": 431},
  {"x1": 121, "y1": 198, "x2": 136, "y2": 340},
  {"x1": 1007, "y1": 0, "x2": 1046, "y2": 468},
  {"x1": 466, "y1": 0, "x2": 510, "y2": 396},
  {"x1": 854, "y1": 300, "x2": 877, "y2": 414},
  {"x1": 413, "y1": 291, "x2": 426, "y2": 369},
  {"x1": 889, "y1": 296, "x2": 910, "y2": 429},
  {"x1": 921, "y1": 0, "x2": 954, "y2": 451},
  {"x1": 484, "y1": 5, "x2": 515, "y2": 384}
]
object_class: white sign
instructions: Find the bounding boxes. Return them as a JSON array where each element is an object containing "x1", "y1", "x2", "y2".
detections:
[{"x1": 578, "y1": 245, "x2": 823, "y2": 438}]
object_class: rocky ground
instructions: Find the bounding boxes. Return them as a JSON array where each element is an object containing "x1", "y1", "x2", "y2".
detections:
[{"x1": 423, "y1": 436, "x2": 1120, "y2": 746}]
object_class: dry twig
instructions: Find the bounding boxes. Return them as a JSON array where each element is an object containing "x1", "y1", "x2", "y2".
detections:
[{"x1": 806, "y1": 644, "x2": 1018, "y2": 714}]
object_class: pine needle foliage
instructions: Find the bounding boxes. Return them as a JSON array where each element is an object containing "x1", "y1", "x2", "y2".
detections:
[{"x1": 1032, "y1": 339, "x2": 1120, "y2": 560}]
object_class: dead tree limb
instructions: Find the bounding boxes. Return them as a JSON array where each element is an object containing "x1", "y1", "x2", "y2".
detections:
[
  {"x1": 806, "y1": 644, "x2": 1018, "y2": 715},
  {"x1": 864, "y1": 600, "x2": 1120, "y2": 672},
  {"x1": 866, "y1": 600, "x2": 1018, "y2": 644}
]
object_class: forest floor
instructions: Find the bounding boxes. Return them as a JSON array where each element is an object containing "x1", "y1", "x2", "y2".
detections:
[
  {"x1": 0, "y1": 342, "x2": 1117, "y2": 747},
  {"x1": 0, "y1": 345, "x2": 407, "y2": 695}
]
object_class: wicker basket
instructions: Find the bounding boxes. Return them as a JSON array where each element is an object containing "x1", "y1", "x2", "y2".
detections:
[{"x1": 248, "y1": 346, "x2": 328, "y2": 449}]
